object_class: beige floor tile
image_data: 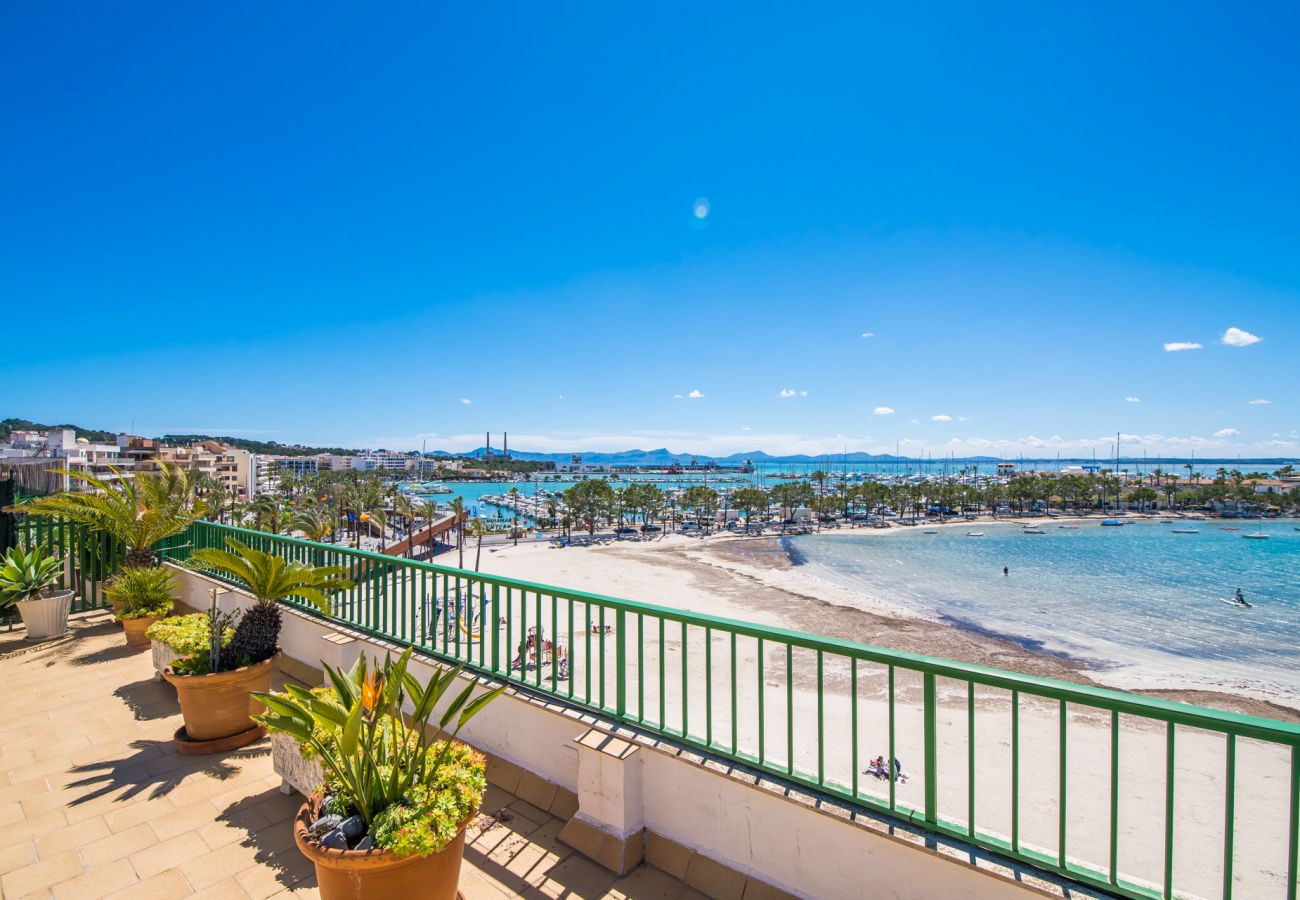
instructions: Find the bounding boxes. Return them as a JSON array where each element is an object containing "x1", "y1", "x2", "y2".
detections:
[
  {"x1": 35, "y1": 816, "x2": 109, "y2": 859},
  {"x1": 0, "y1": 850, "x2": 83, "y2": 898},
  {"x1": 0, "y1": 839, "x2": 39, "y2": 875},
  {"x1": 50, "y1": 857, "x2": 138, "y2": 900},
  {"x1": 126, "y1": 829, "x2": 208, "y2": 880},
  {"x1": 103, "y1": 868, "x2": 192, "y2": 900}
]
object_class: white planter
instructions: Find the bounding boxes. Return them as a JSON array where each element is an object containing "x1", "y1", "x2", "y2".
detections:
[
  {"x1": 15, "y1": 590, "x2": 74, "y2": 641},
  {"x1": 272, "y1": 731, "x2": 324, "y2": 797},
  {"x1": 151, "y1": 639, "x2": 180, "y2": 683}
]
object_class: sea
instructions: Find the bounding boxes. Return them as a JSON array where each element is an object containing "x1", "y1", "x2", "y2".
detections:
[{"x1": 785, "y1": 519, "x2": 1300, "y2": 702}]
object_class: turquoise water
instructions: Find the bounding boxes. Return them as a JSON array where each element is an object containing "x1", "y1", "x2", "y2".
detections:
[{"x1": 787, "y1": 520, "x2": 1300, "y2": 700}]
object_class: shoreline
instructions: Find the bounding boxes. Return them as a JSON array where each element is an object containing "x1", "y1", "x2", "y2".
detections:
[{"x1": 475, "y1": 525, "x2": 1300, "y2": 722}]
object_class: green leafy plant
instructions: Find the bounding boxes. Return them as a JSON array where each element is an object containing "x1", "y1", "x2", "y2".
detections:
[
  {"x1": 188, "y1": 538, "x2": 351, "y2": 669},
  {"x1": 105, "y1": 566, "x2": 176, "y2": 621},
  {"x1": 146, "y1": 612, "x2": 236, "y2": 675},
  {"x1": 254, "y1": 648, "x2": 504, "y2": 855},
  {"x1": 14, "y1": 463, "x2": 206, "y2": 568},
  {"x1": 0, "y1": 546, "x2": 64, "y2": 608}
]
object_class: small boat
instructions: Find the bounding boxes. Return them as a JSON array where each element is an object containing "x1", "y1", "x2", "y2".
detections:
[
  {"x1": 1219, "y1": 598, "x2": 1253, "y2": 609},
  {"x1": 923, "y1": 530, "x2": 939, "y2": 534},
  {"x1": 1159, "y1": 520, "x2": 1175, "y2": 524},
  {"x1": 1243, "y1": 532, "x2": 1269, "y2": 540},
  {"x1": 1219, "y1": 527, "x2": 1241, "y2": 532},
  {"x1": 1172, "y1": 529, "x2": 1199, "y2": 534},
  {"x1": 966, "y1": 531, "x2": 985, "y2": 537},
  {"x1": 1100, "y1": 519, "x2": 1123, "y2": 526},
  {"x1": 1057, "y1": 524, "x2": 1079, "y2": 530}
]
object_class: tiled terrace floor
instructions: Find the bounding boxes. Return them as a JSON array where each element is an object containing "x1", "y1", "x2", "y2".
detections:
[{"x1": 0, "y1": 615, "x2": 698, "y2": 899}]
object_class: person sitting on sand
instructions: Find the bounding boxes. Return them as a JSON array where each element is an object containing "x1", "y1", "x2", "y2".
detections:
[
  {"x1": 865, "y1": 755, "x2": 887, "y2": 779},
  {"x1": 892, "y1": 758, "x2": 908, "y2": 783}
]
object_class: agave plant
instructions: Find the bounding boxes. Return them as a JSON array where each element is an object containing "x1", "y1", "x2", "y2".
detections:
[
  {"x1": 0, "y1": 546, "x2": 64, "y2": 608},
  {"x1": 254, "y1": 648, "x2": 503, "y2": 852},
  {"x1": 16, "y1": 463, "x2": 206, "y2": 568},
  {"x1": 188, "y1": 538, "x2": 351, "y2": 669}
]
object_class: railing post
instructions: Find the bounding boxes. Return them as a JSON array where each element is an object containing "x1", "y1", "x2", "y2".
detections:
[
  {"x1": 615, "y1": 608, "x2": 627, "y2": 717},
  {"x1": 924, "y1": 671, "x2": 938, "y2": 826},
  {"x1": 491, "y1": 584, "x2": 500, "y2": 672}
]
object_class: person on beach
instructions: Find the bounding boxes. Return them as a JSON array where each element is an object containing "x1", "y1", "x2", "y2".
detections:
[
  {"x1": 1003, "y1": 566, "x2": 1009, "y2": 577},
  {"x1": 865, "y1": 756, "x2": 887, "y2": 779},
  {"x1": 1234, "y1": 587, "x2": 1245, "y2": 605},
  {"x1": 892, "y1": 758, "x2": 908, "y2": 783}
]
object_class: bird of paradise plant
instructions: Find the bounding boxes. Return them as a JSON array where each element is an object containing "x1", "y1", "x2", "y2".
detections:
[{"x1": 254, "y1": 648, "x2": 503, "y2": 841}]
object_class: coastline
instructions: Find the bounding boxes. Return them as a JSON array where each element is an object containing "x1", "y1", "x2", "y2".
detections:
[{"x1": 475, "y1": 525, "x2": 1300, "y2": 722}]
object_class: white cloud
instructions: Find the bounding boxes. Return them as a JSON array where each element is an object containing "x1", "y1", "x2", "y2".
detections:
[
  {"x1": 776, "y1": 388, "x2": 808, "y2": 398},
  {"x1": 1220, "y1": 327, "x2": 1262, "y2": 347},
  {"x1": 460, "y1": 398, "x2": 472, "y2": 405},
  {"x1": 861, "y1": 332, "x2": 874, "y2": 338},
  {"x1": 931, "y1": 414, "x2": 952, "y2": 422},
  {"x1": 958, "y1": 416, "x2": 969, "y2": 422},
  {"x1": 873, "y1": 406, "x2": 895, "y2": 416},
  {"x1": 1249, "y1": 399, "x2": 1271, "y2": 405},
  {"x1": 1163, "y1": 341, "x2": 1202, "y2": 352},
  {"x1": 687, "y1": 389, "x2": 705, "y2": 399},
  {"x1": 1214, "y1": 428, "x2": 1239, "y2": 439},
  {"x1": 1125, "y1": 396, "x2": 1140, "y2": 403},
  {"x1": 741, "y1": 426, "x2": 751, "y2": 432},
  {"x1": 910, "y1": 419, "x2": 920, "y2": 425}
]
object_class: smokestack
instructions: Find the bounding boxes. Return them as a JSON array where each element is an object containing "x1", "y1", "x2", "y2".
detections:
[
  {"x1": 504, "y1": 432, "x2": 508, "y2": 457},
  {"x1": 485, "y1": 432, "x2": 490, "y2": 458}
]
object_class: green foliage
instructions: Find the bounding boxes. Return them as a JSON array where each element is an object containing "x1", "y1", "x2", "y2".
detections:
[
  {"x1": 563, "y1": 480, "x2": 616, "y2": 534},
  {"x1": 188, "y1": 538, "x2": 351, "y2": 613},
  {"x1": 0, "y1": 546, "x2": 63, "y2": 607},
  {"x1": 253, "y1": 648, "x2": 503, "y2": 855},
  {"x1": 371, "y1": 744, "x2": 487, "y2": 856},
  {"x1": 17, "y1": 463, "x2": 206, "y2": 567},
  {"x1": 146, "y1": 612, "x2": 235, "y2": 674},
  {"x1": 106, "y1": 566, "x2": 176, "y2": 620}
]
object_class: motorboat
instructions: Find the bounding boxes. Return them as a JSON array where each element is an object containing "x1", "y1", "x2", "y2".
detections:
[
  {"x1": 1171, "y1": 528, "x2": 1199, "y2": 534},
  {"x1": 1243, "y1": 532, "x2": 1269, "y2": 540},
  {"x1": 1100, "y1": 519, "x2": 1123, "y2": 526}
]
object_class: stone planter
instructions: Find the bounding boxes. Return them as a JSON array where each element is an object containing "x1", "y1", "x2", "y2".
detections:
[
  {"x1": 164, "y1": 653, "x2": 279, "y2": 749},
  {"x1": 151, "y1": 639, "x2": 180, "y2": 683},
  {"x1": 122, "y1": 615, "x2": 163, "y2": 649},
  {"x1": 273, "y1": 731, "x2": 325, "y2": 797},
  {"x1": 15, "y1": 589, "x2": 74, "y2": 641},
  {"x1": 294, "y1": 797, "x2": 471, "y2": 900}
]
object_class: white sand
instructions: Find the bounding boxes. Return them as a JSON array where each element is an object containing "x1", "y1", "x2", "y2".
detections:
[{"x1": 455, "y1": 532, "x2": 1295, "y2": 899}]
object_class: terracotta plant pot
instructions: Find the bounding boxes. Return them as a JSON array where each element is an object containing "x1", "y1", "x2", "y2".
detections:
[
  {"x1": 294, "y1": 799, "x2": 471, "y2": 900},
  {"x1": 15, "y1": 589, "x2": 74, "y2": 641},
  {"x1": 121, "y1": 615, "x2": 162, "y2": 649},
  {"x1": 164, "y1": 653, "x2": 279, "y2": 741}
]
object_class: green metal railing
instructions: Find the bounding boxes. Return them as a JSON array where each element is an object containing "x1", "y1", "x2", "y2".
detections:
[
  {"x1": 172, "y1": 520, "x2": 1300, "y2": 900},
  {"x1": 3, "y1": 513, "x2": 120, "y2": 625}
]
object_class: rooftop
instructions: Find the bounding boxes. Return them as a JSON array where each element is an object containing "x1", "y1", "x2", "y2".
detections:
[{"x1": 0, "y1": 616, "x2": 705, "y2": 900}]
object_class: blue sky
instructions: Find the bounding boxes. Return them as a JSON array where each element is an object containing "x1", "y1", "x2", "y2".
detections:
[{"x1": 3, "y1": 3, "x2": 1297, "y2": 458}]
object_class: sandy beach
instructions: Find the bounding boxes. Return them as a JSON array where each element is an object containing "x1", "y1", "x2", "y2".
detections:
[{"x1": 462, "y1": 525, "x2": 1297, "y2": 897}]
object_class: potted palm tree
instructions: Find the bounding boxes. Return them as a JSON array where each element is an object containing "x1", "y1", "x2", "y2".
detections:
[
  {"x1": 255, "y1": 649, "x2": 502, "y2": 900},
  {"x1": 0, "y1": 546, "x2": 74, "y2": 641},
  {"x1": 167, "y1": 538, "x2": 350, "y2": 751},
  {"x1": 15, "y1": 463, "x2": 206, "y2": 569},
  {"x1": 106, "y1": 567, "x2": 176, "y2": 648}
]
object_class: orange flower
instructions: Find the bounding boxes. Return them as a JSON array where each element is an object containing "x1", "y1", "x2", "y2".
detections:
[{"x1": 362, "y1": 670, "x2": 384, "y2": 713}]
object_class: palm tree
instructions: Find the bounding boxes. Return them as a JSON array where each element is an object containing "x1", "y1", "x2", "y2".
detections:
[
  {"x1": 16, "y1": 464, "x2": 206, "y2": 568},
  {"x1": 289, "y1": 507, "x2": 334, "y2": 543},
  {"x1": 394, "y1": 495, "x2": 420, "y2": 558},
  {"x1": 448, "y1": 497, "x2": 466, "y2": 568},
  {"x1": 468, "y1": 516, "x2": 488, "y2": 571},
  {"x1": 419, "y1": 499, "x2": 439, "y2": 559},
  {"x1": 189, "y1": 538, "x2": 350, "y2": 667}
]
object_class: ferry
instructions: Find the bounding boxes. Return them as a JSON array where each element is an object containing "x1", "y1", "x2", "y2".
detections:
[{"x1": 1100, "y1": 519, "x2": 1123, "y2": 526}]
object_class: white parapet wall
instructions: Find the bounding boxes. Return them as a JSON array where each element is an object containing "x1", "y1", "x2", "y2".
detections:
[{"x1": 165, "y1": 563, "x2": 1045, "y2": 900}]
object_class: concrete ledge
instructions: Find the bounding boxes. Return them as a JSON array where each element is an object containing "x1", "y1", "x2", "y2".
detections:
[{"x1": 558, "y1": 816, "x2": 645, "y2": 875}]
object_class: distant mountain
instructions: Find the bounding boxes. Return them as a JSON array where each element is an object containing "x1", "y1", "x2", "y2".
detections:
[{"x1": 439, "y1": 446, "x2": 981, "y2": 466}]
